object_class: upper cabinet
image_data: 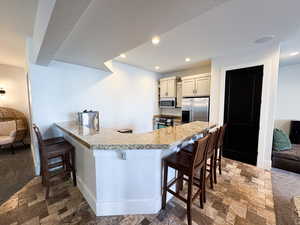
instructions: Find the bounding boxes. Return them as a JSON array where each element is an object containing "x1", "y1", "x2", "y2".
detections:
[
  {"x1": 182, "y1": 74, "x2": 211, "y2": 97},
  {"x1": 159, "y1": 76, "x2": 177, "y2": 98}
]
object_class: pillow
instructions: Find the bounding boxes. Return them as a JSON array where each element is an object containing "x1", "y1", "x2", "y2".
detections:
[
  {"x1": 0, "y1": 121, "x2": 16, "y2": 136},
  {"x1": 273, "y1": 128, "x2": 292, "y2": 151}
]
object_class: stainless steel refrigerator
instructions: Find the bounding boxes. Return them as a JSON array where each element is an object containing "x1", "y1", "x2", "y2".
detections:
[{"x1": 181, "y1": 97, "x2": 210, "y2": 123}]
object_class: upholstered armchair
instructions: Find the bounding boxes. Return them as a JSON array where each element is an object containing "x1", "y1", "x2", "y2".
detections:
[
  {"x1": 0, "y1": 120, "x2": 17, "y2": 153},
  {"x1": 0, "y1": 107, "x2": 28, "y2": 154}
]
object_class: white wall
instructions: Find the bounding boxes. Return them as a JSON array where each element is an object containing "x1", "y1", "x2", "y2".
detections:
[
  {"x1": 28, "y1": 60, "x2": 159, "y2": 173},
  {"x1": 275, "y1": 63, "x2": 300, "y2": 134},
  {"x1": 210, "y1": 45, "x2": 280, "y2": 170},
  {"x1": 0, "y1": 64, "x2": 29, "y2": 118}
]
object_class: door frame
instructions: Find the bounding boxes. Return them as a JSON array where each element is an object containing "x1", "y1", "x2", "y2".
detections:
[{"x1": 216, "y1": 59, "x2": 278, "y2": 169}]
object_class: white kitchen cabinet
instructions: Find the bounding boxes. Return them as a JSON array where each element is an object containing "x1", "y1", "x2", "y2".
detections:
[
  {"x1": 195, "y1": 75, "x2": 210, "y2": 96},
  {"x1": 160, "y1": 80, "x2": 168, "y2": 98},
  {"x1": 182, "y1": 74, "x2": 210, "y2": 97},
  {"x1": 176, "y1": 82, "x2": 182, "y2": 107},
  {"x1": 159, "y1": 77, "x2": 177, "y2": 98},
  {"x1": 182, "y1": 78, "x2": 195, "y2": 97}
]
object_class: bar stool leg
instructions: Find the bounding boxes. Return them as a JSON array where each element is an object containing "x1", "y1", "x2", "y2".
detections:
[
  {"x1": 176, "y1": 171, "x2": 184, "y2": 193},
  {"x1": 214, "y1": 150, "x2": 218, "y2": 184},
  {"x1": 203, "y1": 163, "x2": 207, "y2": 203},
  {"x1": 219, "y1": 147, "x2": 223, "y2": 175},
  {"x1": 70, "y1": 148, "x2": 77, "y2": 186},
  {"x1": 186, "y1": 175, "x2": 193, "y2": 225},
  {"x1": 65, "y1": 153, "x2": 71, "y2": 178},
  {"x1": 44, "y1": 165, "x2": 50, "y2": 199},
  {"x1": 162, "y1": 162, "x2": 168, "y2": 209},
  {"x1": 210, "y1": 156, "x2": 214, "y2": 189},
  {"x1": 199, "y1": 168, "x2": 204, "y2": 209}
]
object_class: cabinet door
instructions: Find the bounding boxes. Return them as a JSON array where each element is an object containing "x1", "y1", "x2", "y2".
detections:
[
  {"x1": 195, "y1": 77, "x2": 210, "y2": 96},
  {"x1": 176, "y1": 82, "x2": 182, "y2": 107},
  {"x1": 160, "y1": 80, "x2": 168, "y2": 98},
  {"x1": 182, "y1": 78, "x2": 195, "y2": 97},
  {"x1": 167, "y1": 79, "x2": 176, "y2": 97}
]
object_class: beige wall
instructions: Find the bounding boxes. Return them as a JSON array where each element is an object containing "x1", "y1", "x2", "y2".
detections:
[{"x1": 0, "y1": 64, "x2": 29, "y2": 118}]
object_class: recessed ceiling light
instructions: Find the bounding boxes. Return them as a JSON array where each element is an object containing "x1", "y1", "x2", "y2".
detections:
[
  {"x1": 152, "y1": 36, "x2": 160, "y2": 45},
  {"x1": 290, "y1": 52, "x2": 299, "y2": 56},
  {"x1": 155, "y1": 66, "x2": 160, "y2": 70},
  {"x1": 185, "y1": 58, "x2": 191, "y2": 62},
  {"x1": 120, "y1": 54, "x2": 126, "y2": 58},
  {"x1": 254, "y1": 35, "x2": 275, "y2": 44}
]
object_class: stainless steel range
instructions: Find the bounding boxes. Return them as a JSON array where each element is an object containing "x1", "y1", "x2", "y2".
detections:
[
  {"x1": 153, "y1": 117, "x2": 174, "y2": 130},
  {"x1": 153, "y1": 115, "x2": 182, "y2": 130}
]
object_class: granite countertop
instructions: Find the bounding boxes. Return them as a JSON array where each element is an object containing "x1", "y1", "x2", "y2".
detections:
[{"x1": 55, "y1": 121, "x2": 214, "y2": 150}]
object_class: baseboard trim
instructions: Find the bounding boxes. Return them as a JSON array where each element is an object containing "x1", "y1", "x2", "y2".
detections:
[
  {"x1": 77, "y1": 176, "x2": 162, "y2": 216},
  {"x1": 96, "y1": 197, "x2": 161, "y2": 216},
  {"x1": 264, "y1": 159, "x2": 272, "y2": 170},
  {"x1": 76, "y1": 176, "x2": 97, "y2": 214}
]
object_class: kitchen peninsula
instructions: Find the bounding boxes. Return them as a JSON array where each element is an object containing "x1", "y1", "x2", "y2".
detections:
[{"x1": 55, "y1": 121, "x2": 214, "y2": 216}]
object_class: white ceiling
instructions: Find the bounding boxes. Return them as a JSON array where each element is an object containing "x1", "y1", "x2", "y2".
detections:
[
  {"x1": 0, "y1": 0, "x2": 37, "y2": 68},
  {"x1": 54, "y1": 0, "x2": 230, "y2": 70},
  {"x1": 116, "y1": 0, "x2": 300, "y2": 73},
  {"x1": 1, "y1": 0, "x2": 300, "y2": 71},
  {"x1": 280, "y1": 31, "x2": 300, "y2": 67}
]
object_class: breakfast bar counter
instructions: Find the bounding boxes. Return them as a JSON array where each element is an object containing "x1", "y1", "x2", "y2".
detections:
[{"x1": 55, "y1": 121, "x2": 214, "y2": 216}]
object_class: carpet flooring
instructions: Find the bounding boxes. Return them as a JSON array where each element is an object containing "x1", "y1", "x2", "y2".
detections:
[
  {"x1": 0, "y1": 146, "x2": 35, "y2": 205},
  {"x1": 271, "y1": 168, "x2": 300, "y2": 225}
]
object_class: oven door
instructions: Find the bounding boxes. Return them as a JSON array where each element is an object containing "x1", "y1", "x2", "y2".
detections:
[
  {"x1": 157, "y1": 123, "x2": 168, "y2": 129},
  {"x1": 159, "y1": 98, "x2": 176, "y2": 108}
]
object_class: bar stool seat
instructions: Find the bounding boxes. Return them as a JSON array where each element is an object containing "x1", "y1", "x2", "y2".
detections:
[
  {"x1": 181, "y1": 143, "x2": 194, "y2": 154},
  {"x1": 163, "y1": 152, "x2": 194, "y2": 175},
  {"x1": 45, "y1": 142, "x2": 74, "y2": 158},
  {"x1": 44, "y1": 137, "x2": 65, "y2": 146}
]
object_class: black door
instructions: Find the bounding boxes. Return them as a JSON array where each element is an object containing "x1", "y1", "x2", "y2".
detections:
[{"x1": 223, "y1": 65, "x2": 263, "y2": 165}]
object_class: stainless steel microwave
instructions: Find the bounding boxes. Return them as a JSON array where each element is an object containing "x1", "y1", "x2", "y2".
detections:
[{"x1": 159, "y1": 98, "x2": 176, "y2": 108}]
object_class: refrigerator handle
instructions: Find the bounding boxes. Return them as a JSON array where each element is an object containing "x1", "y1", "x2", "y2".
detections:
[{"x1": 190, "y1": 107, "x2": 193, "y2": 122}]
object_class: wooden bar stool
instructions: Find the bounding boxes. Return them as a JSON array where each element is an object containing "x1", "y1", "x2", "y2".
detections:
[
  {"x1": 161, "y1": 135, "x2": 211, "y2": 225},
  {"x1": 202, "y1": 130, "x2": 219, "y2": 203},
  {"x1": 33, "y1": 124, "x2": 76, "y2": 199},
  {"x1": 213, "y1": 124, "x2": 227, "y2": 184}
]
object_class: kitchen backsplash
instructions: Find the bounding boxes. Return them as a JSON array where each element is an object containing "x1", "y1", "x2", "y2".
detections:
[{"x1": 160, "y1": 108, "x2": 182, "y2": 117}]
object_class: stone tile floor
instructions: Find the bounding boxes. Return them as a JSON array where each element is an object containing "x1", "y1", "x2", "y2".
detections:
[
  {"x1": 0, "y1": 158, "x2": 276, "y2": 225},
  {"x1": 0, "y1": 147, "x2": 34, "y2": 205}
]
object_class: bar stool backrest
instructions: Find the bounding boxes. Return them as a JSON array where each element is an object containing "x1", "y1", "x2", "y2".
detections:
[
  {"x1": 33, "y1": 124, "x2": 46, "y2": 158},
  {"x1": 217, "y1": 124, "x2": 227, "y2": 148},
  {"x1": 206, "y1": 129, "x2": 220, "y2": 158},
  {"x1": 192, "y1": 134, "x2": 210, "y2": 169}
]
